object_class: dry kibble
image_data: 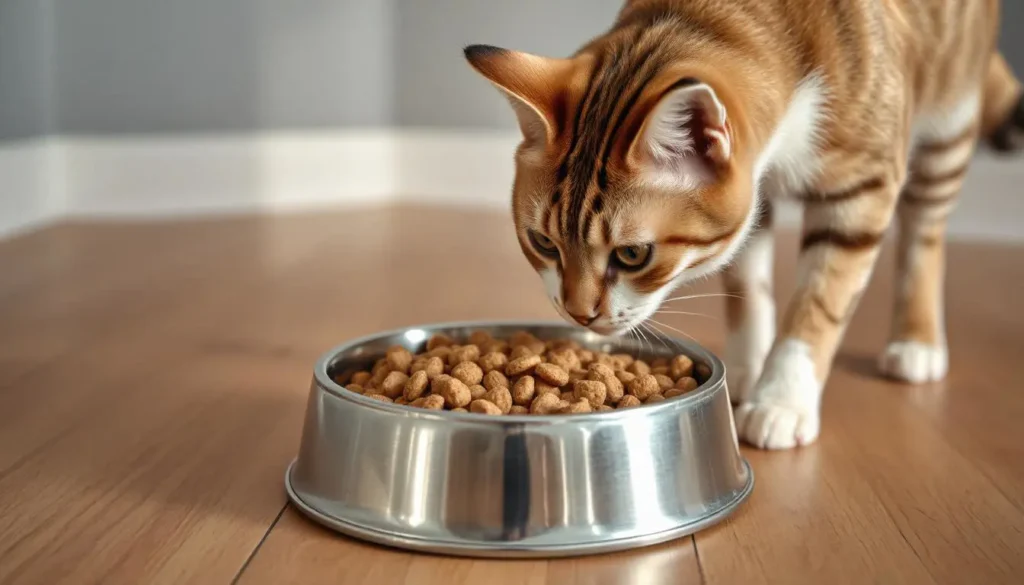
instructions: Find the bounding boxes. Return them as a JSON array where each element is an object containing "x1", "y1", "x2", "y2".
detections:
[
  {"x1": 627, "y1": 360, "x2": 651, "y2": 376},
  {"x1": 512, "y1": 376, "x2": 536, "y2": 406},
  {"x1": 559, "y1": 399, "x2": 593, "y2": 414},
  {"x1": 611, "y1": 353, "x2": 635, "y2": 369},
  {"x1": 535, "y1": 382, "x2": 561, "y2": 398},
  {"x1": 547, "y1": 349, "x2": 581, "y2": 371},
  {"x1": 370, "y1": 366, "x2": 391, "y2": 388},
  {"x1": 452, "y1": 361, "x2": 484, "y2": 386},
  {"x1": 483, "y1": 369, "x2": 509, "y2": 390},
  {"x1": 478, "y1": 351, "x2": 508, "y2": 374},
  {"x1": 386, "y1": 346, "x2": 413, "y2": 373},
  {"x1": 530, "y1": 393, "x2": 566, "y2": 415},
  {"x1": 674, "y1": 376, "x2": 699, "y2": 392},
  {"x1": 480, "y1": 340, "x2": 509, "y2": 355},
  {"x1": 509, "y1": 331, "x2": 537, "y2": 348},
  {"x1": 573, "y1": 380, "x2": 607, "y2": 410},
  {"x1": 506, "y1": 354, "x2": 542, "y2": 376},
  {"x1": 483, "y1": 387, "x2": 513, "y2": 414},
  {"x1": 469, "y1": 330, "x2": 492, "y2": 346},
  {"x1": 434, "y1": 375, "x2": 472, "y2": 408},
  {"x1": 618, "y1": 395, "x2": 642, "y2": 408},
  {"x1": 424, "y1": 356, "x2": 445, "y2": 379},
  {"x1": 469, "y1": 384, "x2": 487, "y2": 400},
  {"x1": 664, "y1": 386, "x2": 693, "y2": 399},
  {"x1": 696, "y1": 363, "x2": 712, "y2": 381},
  {"x1": 426, "y1": 346, "x2": 452, "y2": 360},
  {"x1": 535, "y1": 363, "x2": 570, "y2": 386},
  {"x1": 381, "y1": 371, "x2": 409, "y2": 399},
  {"x1": 670, "y1": 355, "x2": 695, "y2": 379},
  {"x1": 587, "y1": 364, "x2": 624, "y2": 404},
  {"x1": 449, "y1": 345, "x2": 481, "y2": 367},
  {"x1": 420, "y1": 395, "x2": 445, "y2": 409},
  {"x1": 403, "y1": 370, "x2": 429, "y2": 401},
  {"x1": 654, "y1": 374, "x2": 675, "y2": 391},
  {"x1": 470, "y1": 399, "x2": 503, "y2": 415},
  {"x1": 628, "y1": 374, "x2": 661, "y2": 401},
  {"x1": 350, "y1": 330, "x2": 702, "y2": 415},
  {"x1": 568, "y1": 368, "x2": 588, "y2": 383},
  {"x1": 409, "y1": 358, "x2": 428, "y2": 374},
  {"x1": 615, "y1": 370, "x2": 636, "y2": 384},
  {"x1": 426, "y1": 333, "x2": 454, "y2": 351},
  {"x1": 510, "y1": 345, "x2": 536, "y2": 360}
]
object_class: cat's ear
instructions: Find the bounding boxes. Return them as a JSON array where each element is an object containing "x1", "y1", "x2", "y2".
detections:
[
  {"x1": 464, "y1": 45, "x2": 570, "y2": 148},
  {"x1": 627, "y1": 79, "x2": 732, "y2": 188}
]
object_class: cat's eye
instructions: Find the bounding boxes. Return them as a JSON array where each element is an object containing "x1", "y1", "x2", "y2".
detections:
[
  {"x1": 612, "y1": 244, "x2": 653, "y2": 270},
  {"x1": 528, "y1": 230, "x2": 560, "y2": 258}
]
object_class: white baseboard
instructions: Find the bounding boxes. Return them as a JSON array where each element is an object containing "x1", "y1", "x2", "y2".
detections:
[
  {"x1": 1, "y1": 129, "x2": 1022, "y2": 241},
  {"x1": 60, "y1": 131, "x2": 397, "y2": 218},
  {"x1": 0, "y1": 139, "x2": 58, "y2": 238}
]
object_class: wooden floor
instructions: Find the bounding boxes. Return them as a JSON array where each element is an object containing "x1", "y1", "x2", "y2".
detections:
[{"x1": 1, "y1": 205, "x2": 1022, "y2": 584}]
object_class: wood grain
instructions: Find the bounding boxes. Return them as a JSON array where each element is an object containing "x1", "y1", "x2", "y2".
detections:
[{"x1": 0, "y1": 206, "x2": 1021, "y2": 584}]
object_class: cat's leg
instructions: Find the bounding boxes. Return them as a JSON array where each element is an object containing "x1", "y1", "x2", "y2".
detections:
[
  {"x1": 879, "y1": 131, "x2": 977, "y2": 382},
  {"x1": 723, "y1": 201, "x2": 775, "y2": 405},
  {"x1": 735, "y1": 171, "x2": 902, "y2": 449}
]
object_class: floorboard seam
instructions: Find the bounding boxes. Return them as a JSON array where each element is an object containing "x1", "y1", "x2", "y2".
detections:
[
  {"x1": 230, "y1": 504, "x2": 288, "y2": 585},
  {"x1": 691, "y1": 536, "x2": 708, "y2": 584}
]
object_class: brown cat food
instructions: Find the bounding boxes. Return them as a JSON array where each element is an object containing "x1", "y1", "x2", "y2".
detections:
[{"x1": 336, "y1": 330, "x2": 708, "y2": 415}]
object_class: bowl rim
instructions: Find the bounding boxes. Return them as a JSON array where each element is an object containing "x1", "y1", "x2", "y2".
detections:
[{"x1": 312, "y1": 319, "x2": 727, "y2": 424}]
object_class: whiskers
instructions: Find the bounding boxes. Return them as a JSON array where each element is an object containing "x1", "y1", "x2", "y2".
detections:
[{"x1": 660, "y1": 292, "x2": 745, "y2": 303}]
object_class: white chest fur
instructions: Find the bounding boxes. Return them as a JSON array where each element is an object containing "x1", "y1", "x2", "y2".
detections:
[{"x1": 755, "y1": 74, "x2": 830, "y2": 200}]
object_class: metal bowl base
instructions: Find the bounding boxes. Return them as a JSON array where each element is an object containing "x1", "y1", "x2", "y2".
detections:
[{"x1": 285, "y1": 459, "x2": 753, "y2": 558}]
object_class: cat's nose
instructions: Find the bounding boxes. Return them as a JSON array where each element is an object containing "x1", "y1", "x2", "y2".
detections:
[{"x1": 567, "y1": 311, "x2": 598, "y2": 326}]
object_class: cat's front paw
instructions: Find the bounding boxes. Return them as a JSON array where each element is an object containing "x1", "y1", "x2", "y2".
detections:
[
  {"x1": 735, "y1": 401, "x2": 820, "y2": 450},
  {"x1": 734, "y1": 339, "x2": 822, "y2": 450},
  {"x1": 878, "y1": 341, "x2": 948, "y2": 383}
]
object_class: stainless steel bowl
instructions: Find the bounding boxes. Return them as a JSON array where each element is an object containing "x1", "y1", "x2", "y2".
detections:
[{"x1": 285, "y1": 320, "x2": 752, "y2": 558}]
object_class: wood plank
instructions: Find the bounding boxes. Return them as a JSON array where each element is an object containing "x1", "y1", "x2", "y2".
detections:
[
  {"x1": 234, "y1": 509, "x2": 702, "y2": 585},
  {"x1": 0, "y1": 350, "x2": 308, "y2": 585},
  {"x1": 1, "y1": 207, "x2": 1022, "y2": 583}
]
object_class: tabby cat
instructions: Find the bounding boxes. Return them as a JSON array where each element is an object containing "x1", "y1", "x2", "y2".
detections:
[{"x1": 463, "y1": 0, "x2": 1023, "y2": 449}]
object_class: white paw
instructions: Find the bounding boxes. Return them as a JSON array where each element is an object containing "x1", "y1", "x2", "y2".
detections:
[
  {"x1": 735, "y1": 401, "x2": 820, "y2": 450},
  {"x1": 734, "y1": 338, "x2": 822, "y2": 450},
  {"x1": 879, "y1": 341, "x2": 948, "y2": 383}
]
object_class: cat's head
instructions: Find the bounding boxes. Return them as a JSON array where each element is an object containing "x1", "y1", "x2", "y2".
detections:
[{"x1": 464, "y1": 43, "x2": 758, "y2": 335}]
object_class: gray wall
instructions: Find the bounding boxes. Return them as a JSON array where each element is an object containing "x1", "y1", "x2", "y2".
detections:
[
  {"x1": 999, "y1": 2, "x2": 1024, "y2": 74},
  {"x1": 54, "y1": 0, "x2": 394, "y2": 134},
  {"x1": 0, "y1": 0, "x2": 1022, "y2": 138},
  {"x1": 0, "y1": 0, "x2": 53, "y2": 140},
  {"x1": 395, "y1": 0, "x2": 623, "y2": 129}
]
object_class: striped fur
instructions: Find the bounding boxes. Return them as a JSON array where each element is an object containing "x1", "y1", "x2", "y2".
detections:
[{"x1": 465, "y1": 0, "x2": 1022, "y2": 449}]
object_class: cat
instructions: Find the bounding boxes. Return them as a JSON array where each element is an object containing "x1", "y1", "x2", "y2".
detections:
[{"x1": 463, "y1": 0, "x2": 1023, "y2": 450}]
